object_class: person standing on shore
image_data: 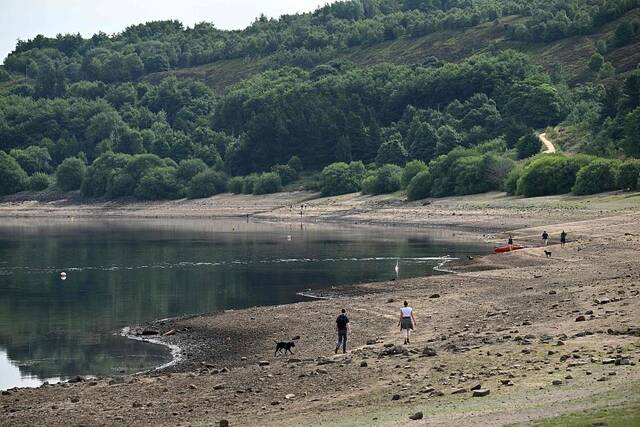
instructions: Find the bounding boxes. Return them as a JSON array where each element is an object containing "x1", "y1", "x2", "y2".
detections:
[
  {"x1": 335, "y1": 309, "x2": 350, "y2": 354},
  {"x1": 542, "y1": 230, "x2": 549, "y2": 246},
  {"x1": 508, "y1": 235, "x2": 513, "y2": 246},
  {"x1": 399, "y1": 301, "x2": 417, "y2": 345},
  {"x1": 560, "y1": 230, "x2": 567, "y2": 247}
]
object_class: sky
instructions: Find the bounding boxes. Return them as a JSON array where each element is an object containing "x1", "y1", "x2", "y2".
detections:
[{"x1": 0, "y1": 0, "x2": 328, "y2": 61}]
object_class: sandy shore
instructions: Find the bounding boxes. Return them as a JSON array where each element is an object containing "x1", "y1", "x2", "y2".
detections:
[{"x1": 1, "y1": 191, "x2": 639, "y2": 426}]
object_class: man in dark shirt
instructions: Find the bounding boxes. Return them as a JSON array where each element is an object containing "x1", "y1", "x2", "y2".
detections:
[{"x1": 335, "y1": 309, "x2": 350, "y2": 354}]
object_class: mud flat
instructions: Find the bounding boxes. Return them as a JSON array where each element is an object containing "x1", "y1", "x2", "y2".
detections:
[{"x1": 1, "y1": 191, "x2": 639, "y2": 426}]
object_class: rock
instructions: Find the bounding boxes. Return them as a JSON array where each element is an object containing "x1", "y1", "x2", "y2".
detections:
[
  {"x1": 549, "y1": 290, "x2": 557, "y2": 295},
  {"x1": 258, "y1": 361, "x2": 270, "y2": 367},
  {"x1": 422, "y1": 347, "x2": 437, "y2": 357},
  {"x1": 132, "y1": 402, "x2": 143, "y2": 408},
  {"x1": 392, "y1": 394, "x2": 401, "y2": 401},
  {"x1": 409, "y1": 412, "x2": 424, "y2": 420},
  {"x1": 602, "y1": 358, "x2": 616, "y2": 365},
  {"x1": 219, "y1": 420, "x2": 229, "y2": 427},
  {"x1": 575, "y1": 315, "x2": 586, "y2": 322},
  {"x1": 615, "y1": 358, "x2": 630, "y2": 366},
  {"x1": 366, "y1": 339, "x2": 378, "y2": 345},
  {"x1": 162, "y1": 329, "x2": 176, "y2": 336},
  {"x1": 317, "y1": 368, "x2": 328, "y2": 374},
  {"x1": 383, "y1": 343, "x2": 395, "y2": 348},
  {"x1": 67, "y1": 375, "x2": 84, "y2": 383},
  {"x1": 387, "y1": 298, "x2": 395, "y2": 303},
  {"x1": 287, "y1": 358, "x2": 301, "y2": 363},
  {"x1": 380, "y1": 345, "x2": 404, "y2": 356},
  {"x1": 213, "y1": 383, "x2": 225, "y2": 390},
  {"x1": 1, "y1": 391, "x2": 10, "y2": 396},
  {"x1": 285, "y1": 393, "x2": 295, "y2": 400},
  {"x1": 141, "y1": 328, "x2": 159, "y2": 336},
  {"x1": 360, "y1": 361, "x2": 368, "y2": 367},
  {"x1": 552, "y1": 380, "x2": 562, "y2": 386},
  {"x1": 451, "y1": 388, "x2": 467, "y2": 394},
  {"x1": 596, "y1": 298, "x2": 610, "y2": 304},
  {"x1": 271, "y1": 401, "x2": 280, "y2": 406},
  {"x1": 189, "y1": 384, "x2": 197, "y2": 390},
  {"x1": 472, "y1": 389, "x2": 490, "y2": 397},
  {"x1": 429, "y1": 294, "x2": 441, "y2": 299},
  {"x1": 291, "y1": 335, "x2": 301, "y2": 341},
  {"x1": 70, "y1": 397, "x2": 80, "y2": 403},
  {"x1": 470, "y1": 384, "x2": 482, "y2": 391}
]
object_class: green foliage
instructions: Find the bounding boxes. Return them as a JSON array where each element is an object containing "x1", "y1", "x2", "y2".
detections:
[
  {"x1": 228, "y1": 176, "x2": 245, "y2": 194},
  {"x1": 0, "y1": 151, "x2": 28, "y2": 195},
  {"x1": 9, "y1": 146, "x2": 52, "y2": 174},
  {"x1": 401, "y1": 159, "x2": 427, "y2": 188},
  {"x1": 55, "y1": 157, "x2": 86, "y2": 191},
  {"x1": 588, "y1": 53, "x2": 604, "y2": 72},
  {"x1": 504, "y1": 164, "x2": 523, "y2": 195},
  {"x1": 613, "y1": 21, "x2": 634, "y2": 47},
  {"x1": 241, "y1": 174, "x2": 258, "y2": 194},
  {"x1": 134, "y1": 167, "x2": 181, "y2": 199},
  {"x1": 176, "y1": 158, "x2": 208, "y2": 183},
  {"x1": 572, "y1": 159, "x2": 619, "y2": 195},
  {"x1": 617, "y1": 159, "x2": 640, "y2": 190},
  {"x1": 252, "y1": 172, "x2": 282, "y2": 195},
  {"x1": 622, "y1": 107, "x2": 640, "y2": 157},
  {"x1": 361, "y1": 164, "x2": 402, "y2": 195},
  {"x1": 187, "y1": 169, "x2": 227, "y2": 199},
  {"x1": 375, "y1": 133, "x2": 408, "y2": 166},
  {"x1": 320, "y1": 162, "x2": 363, "y2": 196},
  {"x1": 287, "y1": 155, "x2": 303, "y2": 172},
  {"x1": 28, "y1": 172, "x2": 51, "y2": 191},
  {"x1": 516, "y1": 154, "x2": 595, "y2": 197},
  {"x1": 516, "y1": 133, "x2": 541, "y2": 159},
  {"x1": 271, "y1": 164, "x2": 299, "y2": 185},
  {"x1": 406, "y1": 169, "x2": 432, "y2": 201},
  {"x1": 81, "y1": 152, "x2": 131, "y2": 197}
]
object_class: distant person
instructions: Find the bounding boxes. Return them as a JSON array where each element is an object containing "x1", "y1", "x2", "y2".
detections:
[
  {"x1": 508, "y1": 235, "x2": 513, "y2": 246},
  {"x1": 560, "y1": 230, "x2": 567, "y2": 247},
  {"x1": 335, "y1": 309, "x2": 350, "y2": 354},
  {"x1": 399, "y1": 301, "x2": 417, "y2": 345},
  {"x1": 542, "y1": 230, "x2": 549, "y2": 246}
]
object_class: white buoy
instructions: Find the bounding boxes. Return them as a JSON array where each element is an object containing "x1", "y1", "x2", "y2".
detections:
[
  {"x1": 287, "y1": 235, "x2": 292, "y2": 241},
  {"x1": 394, "y1": 260, "x2": 399, "y2": 277},
  {"x1": 60, "y1": 272, "x2": 67, "y2": 281}
]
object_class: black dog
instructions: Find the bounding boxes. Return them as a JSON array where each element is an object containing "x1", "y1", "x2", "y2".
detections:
[
  {"x1": 274, "y1": 341, "x2": 295, "y2": 355},
  {"x1": 544, "y1": 250, "x2": 552, "y2": 258}
]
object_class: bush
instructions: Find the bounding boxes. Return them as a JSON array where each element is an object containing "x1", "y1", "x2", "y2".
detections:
[
  {"x1": 515, "y1": 133, "x2": 541, "y2": 159},
  {"x1": 176, "y1": 159, "x2": 208, "y2": 183},
  {"x1": 241, "y1": 174, "x2": 258, "y2": 194},
  {"x1": 28, "y1": 173, "x2": 51, "y2": 191},
  {"x1": 287, "y1": 155, "x2": 303, "y2": 172},
  {"x1": 0, "y1": 151, "x2": 28, "y2": 195},
  {"x1": 361, "y1": 164, "x2": 402, "y2": 195},
  {"x1": 406, "y1": 169, "x2": 432, "y2": 201},
  {"x1": 228, "y1": 176, "x2": 245, "y2": 194},
  {"x1": 617, "y1": 159, "x2": 640, "y2": 190},
  {"x1": 81, "y1": 152, "x2": 132, "y2": 197},
  {"x1": 516, "y1": 154, "x2": 594, "y2": 197},
  {"x1": 126, "y1": 154, "x2": 165, "y2": 181},
  {"x1": 401, "y1": 160, "x2": 427, "y2": 188},
  {"x1": 588, "y1": 53, "x2": 604, "y2": 72},
  {"x1": 187, "y1": 169, "x2": 228, "y2": 199},
  {"x1": 271, "y1": 164, "x2": 298, "y2": 185},
  {"x1": 320, "y1": 162, "x2": 361, "y2": 196},
  {"x1": 375, "y1": 134, "x2": 408, "y2": 166},
  {"x1": 504, "y1": 165, "x2": 523, "y2": 195},
  {"x1": 253, "y1": 172, "x2": 282, "y2": 195},
  {"x1": 56, "y1": 157, "x2": 86, "y2": 191},
  {"x1": 9, "y1": 146, "x2": 52, "y2": 175},
  {"x1": 572, "y1": 160, "x2": 619, "y2": 195},
  {"x1": 106, "y1": 170, "x2": 136, "y2": 198},
  {"x1": 134, "y1": 167, "x2": 181, "y2": 200}
]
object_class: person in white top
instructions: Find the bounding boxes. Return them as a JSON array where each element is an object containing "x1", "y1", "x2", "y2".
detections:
[{"x1": 398, "y1": 301, "x2": 417, "y2": 345}]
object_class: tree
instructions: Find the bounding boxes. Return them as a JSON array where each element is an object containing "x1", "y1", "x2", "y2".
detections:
[
  {"x1": 176, "y1": 158, "x2": 208, "y2": 183},
  {"x1": 134, "y1": 167, "x2": 181, "y2": 199},
  {"x1": 435, "y1": 125, "x2": 461, "y2": 156},
  {"x1": 617, "y1": 160, "x2": 640, "y2": 191},
  {"x1": 516, "y1": 133, "x2": 541, "y2": 159},
  {"x1": 361, "y1": 164, "x2": 402, "y2": 195},
  {"x1": 56, "y1": 157, "x2": 86, "y2": 191},
  {"x1": 9, "y1": 146, "x2": 52, "y2": 174},
  {"x1": 228, "y1": 176, "x2": 245, "y2": 194},
  {"x1": 187, "y1": 169, "x2": 228, "y2": 198},
  {"x1": 375, "y1": 133, "x2": 408, "y2": 166},
  {"x1": 613, "y1": 21, "x2": 634, "y2": 47},
  {"x1": 28, "y1": 172, "x2": 51, "y2": 191},
  {"x1": 253, "y1": 172, "x2": 282, "y2": 194},
  {"x1": 622, "y1": 107, "x2": 640, "y2": 157},
  {"x1": 0, "y1": 151, "x2": 28, "y2": 195},
  {"x1": 588, "y1": 53, "x2": 604, "y2": 72},
  {"x1": 287, "y1": 155, "x2": 303, "y2": 172},
  {"x1": 401, "y1": 160, "x2": 427, "y2": 188},
  {"x1": 572, "y1": 160, "x2": 618, "y2": 195},
  {"x1": 406, "y1": 169, "x2": 432, "y2": 201},
  {"x1": 408, "y1": 122, "x2": 438, "y2": 162},
  {"x1": 320, "y1": 162, "x2": 361, "y2": 196}
]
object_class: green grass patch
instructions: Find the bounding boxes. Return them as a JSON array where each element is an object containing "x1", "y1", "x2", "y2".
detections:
[{"x1": 531, "y1": 401, "x2": 640, "y2": 427}]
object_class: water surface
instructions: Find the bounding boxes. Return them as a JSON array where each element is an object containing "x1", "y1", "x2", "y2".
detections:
[{"x1": 0, "y1": 218, "x2": 489, "y2": 389}]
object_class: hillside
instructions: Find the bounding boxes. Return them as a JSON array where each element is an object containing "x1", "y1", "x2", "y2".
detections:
[
  {"x1": 147, "y1": 10, "x2": 640, "y2": 94},
  {"x1": 1, "y1": 0, "x2": 640, "y2": 205}
]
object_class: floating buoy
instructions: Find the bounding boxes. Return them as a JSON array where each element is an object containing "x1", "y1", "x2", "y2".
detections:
[
  {"x1": 287, "y1": 235, "x2": 292, "y2": 241},
  {"x1": 60, "y1": 272, "x2": 67, "y2": 281}
]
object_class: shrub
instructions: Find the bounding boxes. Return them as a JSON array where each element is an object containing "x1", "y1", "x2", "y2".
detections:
[
  {"x1": 187, "y1": 169, "x2": 228, "y2": 199},
  {"x1": 406, "y1": 169, "x2": 432, "y2": 201},
  {"x1": 176, "y1": 159, "x2": 208, "y2": 183},
  {"x1": 9, "y1": 146, "x2": 52, "y2": 175},
  {"x1": 134, "y1": 167, "x2": 181, "y2": 200},
  {"x1": 106, "y1": 170, "x2": 136, "y2": 198},
  {"x1": 271, "y1": 164, "x2": 298, "y2": 185},
  {"x1": 241, "y1": 174, "x2": 258, "y2": 194},
  {"x1": 56, "y1": 157, "x2": 86, "y2": 191},
  {"x1": 253, "y1": 172, "x2": 282, "y2": 194},
  {"x1": 287, "y1": 155, "x2": 303, "y2": 172},
  {"x1": 320, "y1": 162, "x2": 361, "y2": 196},
  {"x1": 515, "y1": 133, "x2": 541, "y2": 159},
  {"x1": 588, "y1": 53, "x2": 604, "y2": 72},
  {"x1": 126, "y1": 154, "x2": 165, "y2": 181},
  {"x1": 81, "y1": 152, "x2": 132, "y2": 197},
  {"x1": 516, "y1": 154, "x2": 594, "y2": 197},
  {"x1": 617, "y1": 159, "x2": 640, "y2": 190},
  {"x1": 361, "y1": 164, "x2": 403, "y2": 195},
  {"x1": 572, "y1": 160, "x2": 618, "y2": 195},
  {"x1": 0, "y1": 151, "x2": 28, "y2": 195},
  {"x1": 401, "y1": 160, "x2": 427, "y2": 188},
  {"x1": 504, "y1": 164, "x2": 523, "y2": 195},
  {"x1": 28, "y1": 173, "x2": 51, "y2": 191},
  {"x1": 228, "y1": 176, "x2": 245, "y2": 194},
  {"x1": 375, "y1": 134, "x2": 408, "y2": 166}
]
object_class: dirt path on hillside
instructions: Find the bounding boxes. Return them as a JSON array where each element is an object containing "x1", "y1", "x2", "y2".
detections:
[
  {"x1": 539, "y1": 132, "x2": 557, "y2": 154},
  {"x1": 1, "y1": 197, "x2": 639, "y2": 427}
]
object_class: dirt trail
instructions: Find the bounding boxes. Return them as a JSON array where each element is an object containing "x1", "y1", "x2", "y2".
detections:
[
  {"x1": 1, "y1": 195, "x2": 639, "y2": 427},
  {"x1": 539, "y1": 132, "x2": 557, "y2": 153}
]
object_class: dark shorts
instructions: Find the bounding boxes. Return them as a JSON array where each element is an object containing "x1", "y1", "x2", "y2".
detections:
[{"x1": 400, "y1": 317, "x2": 413, "y2": 330}]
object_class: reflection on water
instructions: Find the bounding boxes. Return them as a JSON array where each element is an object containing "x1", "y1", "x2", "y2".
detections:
[{"x1": 0, "y1": 218, "x2": 490, "y2": 389}]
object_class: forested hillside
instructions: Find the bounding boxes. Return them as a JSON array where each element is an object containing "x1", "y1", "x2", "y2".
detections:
[{"x1": 1, "y1": 0, "x2": 640, "y2": 201}]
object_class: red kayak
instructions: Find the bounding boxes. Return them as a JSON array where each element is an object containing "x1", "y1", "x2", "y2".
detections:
[{"x1": 494, "y1": 244, "x2": 524, "y2": 253}]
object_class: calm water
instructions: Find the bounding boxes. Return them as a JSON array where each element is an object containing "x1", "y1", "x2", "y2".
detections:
[{"x1": 0, "y1": 218, "x2": 490, "y2": 390}]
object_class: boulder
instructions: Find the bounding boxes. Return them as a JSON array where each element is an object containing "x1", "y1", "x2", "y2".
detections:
[
  {"x1": 422, "y1": 347, "x2": 437, "y2": 357},
  {"x1": 409, "y1": 412, "x2": 424, "y2": 420},
  {"x1": 472, "y1": 389, "x2": 490, "y2": 397}
]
